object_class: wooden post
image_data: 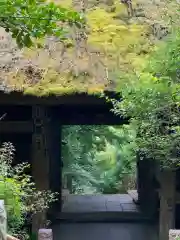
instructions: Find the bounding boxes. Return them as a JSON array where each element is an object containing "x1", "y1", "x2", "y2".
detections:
[
  {"x1": 32, "y1": 106, "x2": 50, "y2": 234},
  {"x1": 32, "y1": 106, "x2": 62, "y2": 223},
  {"x1": 32, "y1": 105, "x2": 50, "y2": 191},
  {"x1": 0, "y1": 200, "x2": 7, "y2": 240},
  {"x1": 47, "y1": 115, "x2": 62, "y2": 219},
  {"x1": 137, "y1": 155, "x2": 158, "y2": 217},
  {"x1": 159, "y1": 170, "x2": 176, "y2": 240}
]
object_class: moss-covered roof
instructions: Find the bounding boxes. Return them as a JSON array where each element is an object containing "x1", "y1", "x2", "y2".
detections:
[{"x1": 0, "y1": 0, "x2": 178, "y2": 96}]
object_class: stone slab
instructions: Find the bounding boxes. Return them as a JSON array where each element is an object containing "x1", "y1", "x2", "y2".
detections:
[
  {"x1": 121, "y1": 203, "x2": 139, "y2": 212},
  {"x1": 38, "y1": 229, "x2": 53, "y2": 240},
  {"x1": 128, "y1": 190, "x2": 139, "y2": 204},
  {"x1": 62, "y1": 194, "x2": 139, "y2": 214},
  {"x1": 169, "y1": 229, "x2": 180, "y2": 240}
]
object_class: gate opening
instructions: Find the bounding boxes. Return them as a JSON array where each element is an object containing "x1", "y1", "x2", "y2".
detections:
[{"x1": 61, "y1": 125, "x2": 139, "y2": 220}]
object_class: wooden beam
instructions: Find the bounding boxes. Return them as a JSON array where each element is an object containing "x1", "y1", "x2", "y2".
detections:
[
  {"x1": 0, "y1": 121, "x2": 33, "y2": 133},
  {"x1": 0, "y1": 91, "x2": 116, "y2": 106},
  {"x1": 60, "y1": 116, "x2": 128, "y2": 125}
]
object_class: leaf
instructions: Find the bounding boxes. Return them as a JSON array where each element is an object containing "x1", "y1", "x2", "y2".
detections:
[
  {"x1": 16, "y1": 31, "x2": 24, "y2": 48},
  {"x1": 23, "y1": 34, "x2": 33, "y2": 48}
]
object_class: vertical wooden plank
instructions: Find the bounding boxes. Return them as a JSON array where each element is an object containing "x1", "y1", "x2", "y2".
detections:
[
  {"x1": 159, "y1": 170, "x2": 176, "y2": 240},
  {"x1": 31, "y1": 105, "x2": 50, "y2": 234},
  {"x1": 47, "y1": 114, "x2": 62, "y2": 218},
  {"x1": 32, "y1": 105, "x2": 50, "y2": 191},
  {"x1": 0, "y1": 200, "x2": 7, "y2": 240},
  {"x1": 137, "y1": 154, "x2": 158, "y2": 217}
]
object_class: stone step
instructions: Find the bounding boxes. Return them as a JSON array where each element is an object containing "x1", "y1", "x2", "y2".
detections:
[{"x1": 56, "y1": 211, "x2": 153, "y2": 223}]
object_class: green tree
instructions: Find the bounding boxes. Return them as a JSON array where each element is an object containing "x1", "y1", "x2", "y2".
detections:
[
  {"x1": 0, "y1": 0, "x2": 84, "y2": 48},
  {"x1": 113, "y1": 31, "x2": 180, "y2": 169}
]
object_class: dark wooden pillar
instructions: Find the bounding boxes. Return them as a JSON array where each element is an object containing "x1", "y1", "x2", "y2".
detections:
[
  {"x1": 32, "y1": 106, "x2": 62, "y2": 228},
  {"x1": 137, "y1": 154, "x2": 158, "y2": 217},
  {"x1": 32, "y1": 105, "x2": 49, "y2": 190},
  {"x1": 32, "y1": 105, "x2": 50, "y2": 233},
  {"x1": 47, "y1": 113, "x2": 62, "y2": 218}
]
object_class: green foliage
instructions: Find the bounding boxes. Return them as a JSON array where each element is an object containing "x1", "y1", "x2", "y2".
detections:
[
  {"x1": 87, "y1": 4, "x2": 151, "y2": 74},
  {"x1": 147, "y1": 31, "x2": 180, "y2": 85},
  {"x1": 0, "y1": 142, "x2": 58, "y2": 237},
  {"x1": 62, "y1": 126, "x2": 99, "y2": 193},
  {"x1": 0, "y1": 0, "x2": 84, "y2": 47},
  {"x1": 0, "y1": 177, "x2": 23, "y2": 234},
  {"x1": 113, "y1": 30, "x2": 180, "y2": 169},
  {"x1": 62, "y1": 125, "x2": 136, "y2": 194},
  {"x1": 94, "y1": 125, "x2": 136, "y2": 193}
]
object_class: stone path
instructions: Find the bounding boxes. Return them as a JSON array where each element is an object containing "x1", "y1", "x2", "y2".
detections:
[
  {"x1": 54, "y1": 194, "x2": 157, "y2": 239},
  {"x1": 62, "y1": 194, "x2": 138, "y2": 213},
  {"x1": 52, "y1": 223, "x2": 158, "y2": 240}
]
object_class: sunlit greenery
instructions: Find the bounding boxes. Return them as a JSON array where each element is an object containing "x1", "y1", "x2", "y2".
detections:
[
  {"x1": 113, "y1": 31, "x2": 180, "y2": 168},
  {"x1": 0, "y1": 143, "x2": 57, "y2": 237},
  {"x1": 62, "y1": 125, "x2": 136, "y2": 194}
]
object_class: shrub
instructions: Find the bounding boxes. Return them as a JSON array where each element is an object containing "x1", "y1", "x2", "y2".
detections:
[
  {"x1": 0, "y1": 142, "x2": 58, "y2": 239},
  {"x1": 113, "y1": 31, "x2": 180, "y2": 169}
]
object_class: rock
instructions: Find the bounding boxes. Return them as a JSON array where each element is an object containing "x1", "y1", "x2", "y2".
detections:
[
  {"x1": 169, "y1": 229, "x2": 180, "y2": 240},
  {"x1": 0, "y1": 200, "x2": 7, "y2": 240},
  {"x1": 38, "y1": 229, "x2": 53, "y2": 240}
]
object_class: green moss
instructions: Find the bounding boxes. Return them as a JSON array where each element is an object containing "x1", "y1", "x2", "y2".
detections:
[
  {"x1": 4, "y1": 0, "x2": 178, "y2": 96},
  {"x1": 86, "y1": 4, "x2": 153, "y2": 76}
]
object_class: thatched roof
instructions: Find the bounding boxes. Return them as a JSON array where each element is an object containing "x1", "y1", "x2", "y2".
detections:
[{"x1": 0, "y1": 0, "x2": 178, "y2": 96}]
